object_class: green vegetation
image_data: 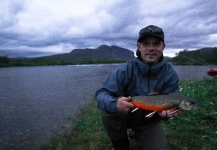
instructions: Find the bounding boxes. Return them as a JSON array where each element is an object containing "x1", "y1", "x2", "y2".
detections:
[
  {"x1": 1, "y1": 47, "x2": 217, "y2": 67},
  {"x1": 171, "y1": 48, "x2": 217, "y2": 65},
  {"x1": 40, "y1": 77, "x2": 217, "y2": 150},
  {"x1": 0, "y1": 56, "x2": 127, "y2": 67},
  {"x1": 0, "y1": 56, "x2": 10, "y2": 67},
  {"x1": 164, "y1": 77, "x2": 217, "y2": 150}
]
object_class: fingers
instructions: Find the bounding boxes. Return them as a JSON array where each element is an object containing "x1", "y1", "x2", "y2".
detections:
[
  {"x1": 158, "y1": 107, "x2": 182, "y2": 118},
  {"x1": 117, "y1": 96, "x2": 135, "y2": 114}
]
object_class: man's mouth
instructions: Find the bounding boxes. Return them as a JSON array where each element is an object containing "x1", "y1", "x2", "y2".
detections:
[{"x1": 146, "y1": 54, "x2": 156, "y2": 56}]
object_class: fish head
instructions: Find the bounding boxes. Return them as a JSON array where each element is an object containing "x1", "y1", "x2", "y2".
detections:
[{"x1": 179, "y1": 101, "x2": 197, "y2": 110}]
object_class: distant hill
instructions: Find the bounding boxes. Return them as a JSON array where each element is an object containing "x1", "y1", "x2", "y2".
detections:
[
  {"x1": 0, "y1": 50, "x2": 57, "y2": 58},
  {"x1": 32, "y1": 45, "x2": 135, "y2": 61},
  {"x1": 164, "y1": 56, "x2": 172, "y2": 61},
  {"x1": 172, "y1": 47, "x2": 217, "y2": 65},
  {"x1": 198, "y1": 47, "x2": 216, "y2": 52}
]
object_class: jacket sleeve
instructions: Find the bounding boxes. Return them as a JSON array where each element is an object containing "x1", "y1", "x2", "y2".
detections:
[
  {"x1": 95, "y1": 63, "x2": 130, "y2": 112},
  {"x1": 161, "y1": 64, "x2": 179, "y2": 93}
]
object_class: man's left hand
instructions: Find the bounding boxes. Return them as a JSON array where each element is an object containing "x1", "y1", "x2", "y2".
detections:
[{"x1": 158, "y1": 107, "x2": 182, "y2": 118}]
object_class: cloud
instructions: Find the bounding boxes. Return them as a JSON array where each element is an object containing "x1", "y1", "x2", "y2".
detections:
[{"x1": 0, "y1": 0, "x2": 217, "y2": 57}]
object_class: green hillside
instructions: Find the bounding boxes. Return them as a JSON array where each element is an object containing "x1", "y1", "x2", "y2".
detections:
[{"x1": 171, "y1": 47, "x2": 217, "y2": 65}]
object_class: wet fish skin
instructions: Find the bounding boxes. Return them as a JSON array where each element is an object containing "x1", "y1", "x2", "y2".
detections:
[{"x1": 131, "y1": 93, "x2": 197, "y2": 112}]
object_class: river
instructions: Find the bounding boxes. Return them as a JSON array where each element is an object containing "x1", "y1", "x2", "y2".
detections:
[{"x1": 0, "y1": 64, "x2": 214, "y2": 149}]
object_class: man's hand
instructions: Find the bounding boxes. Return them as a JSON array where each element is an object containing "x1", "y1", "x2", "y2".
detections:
[
  {"x1": 158, "y1": 107, "x2": 182, "y2": 118},
  {"x1": 117, "y1": 97, "x2": 135, "y2": 114}
]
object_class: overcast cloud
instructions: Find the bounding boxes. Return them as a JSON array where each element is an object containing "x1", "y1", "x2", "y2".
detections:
[{"x1": 0, "y1": 0, "x2": 217, "y2": 57}]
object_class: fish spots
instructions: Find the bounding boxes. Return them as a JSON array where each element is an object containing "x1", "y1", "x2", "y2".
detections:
[{"x1": 131, "y1": 93, "x2": 196, "y2": 112}]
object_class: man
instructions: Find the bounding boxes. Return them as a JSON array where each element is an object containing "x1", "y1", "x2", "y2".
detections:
[{"x1": 95, "y1": 25, "x2": 181, "y2": 150}]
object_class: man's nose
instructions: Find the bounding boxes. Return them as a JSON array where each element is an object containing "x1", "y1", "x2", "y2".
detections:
[{"x1": 146, "y1": 44, "x2": 156, "y2": 50}]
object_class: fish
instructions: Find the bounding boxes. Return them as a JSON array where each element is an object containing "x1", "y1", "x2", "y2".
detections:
[{"x1": 130, "y1": 93, "x2": 197, "y2": 112}]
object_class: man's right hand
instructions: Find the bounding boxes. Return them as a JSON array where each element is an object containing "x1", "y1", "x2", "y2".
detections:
[{"x1": 117, "y1": 96, "x2": 135, "y2": 114}]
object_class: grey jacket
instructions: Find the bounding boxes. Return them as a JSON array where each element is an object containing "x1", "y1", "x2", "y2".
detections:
[{"x1": 95, "y1": 57, "x2": 179, "y2": 113}]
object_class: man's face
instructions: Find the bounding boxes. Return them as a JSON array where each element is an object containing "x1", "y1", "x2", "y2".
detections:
[{"x1": 137, "y1": 35, "x2": 165, "y2": 63}]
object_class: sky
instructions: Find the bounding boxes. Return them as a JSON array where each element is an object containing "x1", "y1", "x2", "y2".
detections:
[{"x1": 0, "y1": 0, "x2": 217, "y2": 58}]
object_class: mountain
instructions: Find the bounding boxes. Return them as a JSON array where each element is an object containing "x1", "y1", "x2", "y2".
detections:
[
  {"x1": 164, "y1": 56, "x2": 173, "y2": 61},
  {"x1": 172, "y1": 47, "x2": 217, "y2": 65},
  {"x1": 33, "y1": 45, "x2": 135, "y2": 61},
  {"x1": 198, "y1": 47, "x2": 216, "y2": 52},
  {"x1": 0, "y1": 50, "x2": 57, "y2": 58}
]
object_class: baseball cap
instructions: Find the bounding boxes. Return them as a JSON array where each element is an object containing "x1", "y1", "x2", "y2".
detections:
[{"x1": 137, "y1": 25, "x2": 164, "y2": 42}]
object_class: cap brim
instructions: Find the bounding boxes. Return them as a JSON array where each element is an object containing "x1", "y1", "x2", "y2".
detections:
[{"x1": 137, "y1": 33, "x2": 164, "y2": 42}]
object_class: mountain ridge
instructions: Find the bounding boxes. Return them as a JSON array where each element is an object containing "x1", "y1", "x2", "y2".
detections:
[
  {"x1": 0, "y1": 46, "x2": 216, "y2": 60},
  {"x1": 31, "y1": 45, "x2": 135, "y2": 61}
]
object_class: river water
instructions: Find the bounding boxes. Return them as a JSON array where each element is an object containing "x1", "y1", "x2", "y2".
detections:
[{"x1": 0, "y1": 64, "x2": 214, "y2": 149}]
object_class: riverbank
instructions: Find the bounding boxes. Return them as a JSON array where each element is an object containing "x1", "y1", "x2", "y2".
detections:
[
  {"x1": 40, "y1": 77, "x2": 217, "y2": 150},
  {"x1": 0, "y1": 58, "x2": 127, "y2": 67}
]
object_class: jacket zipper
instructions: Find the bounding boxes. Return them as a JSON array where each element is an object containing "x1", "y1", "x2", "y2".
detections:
[{"x1": 148, "y1": 64, "x2": 152, "y2": 93}]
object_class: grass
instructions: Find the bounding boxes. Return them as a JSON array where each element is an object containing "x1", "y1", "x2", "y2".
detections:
[
  {"x1": 164, "y1": 77, "x2": 217, "y2": 150},
  {"x1": 40, "y1": 77, "x2": 217, "y2": 150},
  {"x1": 39, "y1": 99, "x2": 111, "y2": 150}
]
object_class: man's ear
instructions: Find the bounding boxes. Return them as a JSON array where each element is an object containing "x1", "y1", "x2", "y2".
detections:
[
  {"x1": 163, "y1": 43, "x2": 166, "y2": 50},
  {"x1": 137, "y1": 42, "x2": 141, "y2": 51}
]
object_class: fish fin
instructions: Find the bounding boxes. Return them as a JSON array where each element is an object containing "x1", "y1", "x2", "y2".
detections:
[
  {"x1": 168, "y1": 108, "x2": 179, "y2": 114},
  {"x1": 131, "y1": 108, "x2": 139, "y2": 113},
  {"x1": 145, "y1": 111, "x2": 156, "y2": 118}
]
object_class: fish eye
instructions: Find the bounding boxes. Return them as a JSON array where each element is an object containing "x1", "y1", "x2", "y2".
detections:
[
  {"x1": 191, "y1": 101, "x2": 196, "y2": 105},
  {"x1": 184, "y1": 102, "x2": 190, "y2": 106}
]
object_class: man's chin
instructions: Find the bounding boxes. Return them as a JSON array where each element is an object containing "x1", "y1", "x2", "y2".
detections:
[{"x1": 145, "y1": 57, "x2": 158, "y2": 63}]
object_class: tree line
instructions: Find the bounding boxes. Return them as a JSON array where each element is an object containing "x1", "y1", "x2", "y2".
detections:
[
  {"x1": 170, "y1": 48, "x2": 217, "y2": 65},
  {"x1": 1, "y1": 48, "x2": 217, "y2": 67},
  {"x1": 0, "y1": 56, "x2": 127, "y2": 67}
]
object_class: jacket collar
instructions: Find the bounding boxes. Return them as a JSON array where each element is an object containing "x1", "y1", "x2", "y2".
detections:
[{"x1": 133, "y1": 56, "x2": 166, "y2": 74}]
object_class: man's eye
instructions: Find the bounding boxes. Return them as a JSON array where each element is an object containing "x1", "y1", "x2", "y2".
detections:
[
  {"x1": 154, "y1": 42, "x2": 161, "y2": 46},
  {"x1": 142, "y1": 42, "x2": 149, "y2": 46}
]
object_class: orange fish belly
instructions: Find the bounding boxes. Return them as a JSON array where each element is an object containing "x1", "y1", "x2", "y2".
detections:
[{"x1": 131, "y1": 101, "x2": 169, "y2": 112}]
